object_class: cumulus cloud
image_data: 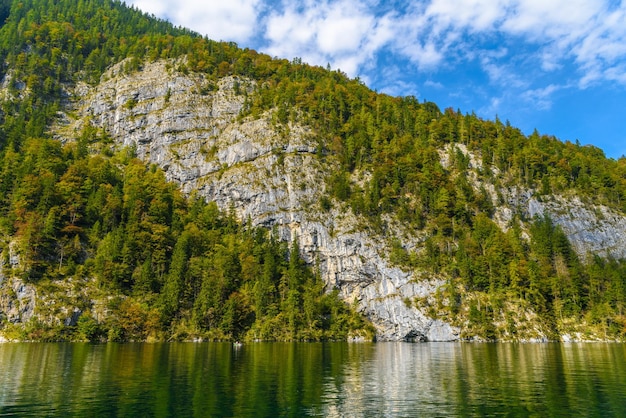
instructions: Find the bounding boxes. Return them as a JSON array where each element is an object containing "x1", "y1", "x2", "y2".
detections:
[
  {"x1": 127, "y1": 0, "x2": 626, "y2": 102},
  {"x1": 425, "y1": 0, "x2": 510, "y2": 33},
  {"x1": 502, "y1": 0, "x2": 595, "y2": 36},
  {"x1": 263, "y1": 0, "x2": 394, "y2": 75},
  {"x1": 129, "y1": 0, "x2": 170, "y2": 17},
  {"x1": 400, "y1": 40, "x2": 445, "y2": 70},
  {"x1": 128, "y1": 0, "x2": 262, "y2": 42}
]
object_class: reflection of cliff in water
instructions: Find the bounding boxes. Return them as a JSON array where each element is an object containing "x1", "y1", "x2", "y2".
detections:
[
  {"x1": 0, "y1": 342, "x2": 625, "y2": 417},
  {"x1": 315, "y1": 342, "x2": 626, "y2": 417}
]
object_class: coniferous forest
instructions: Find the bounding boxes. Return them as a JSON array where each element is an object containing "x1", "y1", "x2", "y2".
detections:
[{"x1": 1, "y1": 0, "x2": 626, "y2": 341}]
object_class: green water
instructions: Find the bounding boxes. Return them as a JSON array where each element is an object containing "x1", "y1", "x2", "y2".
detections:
[{"x1": 0, "y1": 342, "x2": 624, "y2": 417}]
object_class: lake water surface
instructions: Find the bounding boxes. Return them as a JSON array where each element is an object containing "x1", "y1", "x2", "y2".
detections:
[{"x1": 1, "y1": 342, "x2": 624, "y2": 417}]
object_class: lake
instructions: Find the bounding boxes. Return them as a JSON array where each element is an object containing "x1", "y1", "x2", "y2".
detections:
[{"x1": 1, "y1": 342, "x2": 624, "y2": 417}]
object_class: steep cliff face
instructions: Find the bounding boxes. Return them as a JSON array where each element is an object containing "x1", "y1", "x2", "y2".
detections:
[
  {"x1": 52, "y1": 59, "x2": 626, "y2": 341},
  {"x1": 0, "y1": 243, "x2": 36, "y2": 328},
  {"x1": 527, "y1": 195, "x2": 626, "y2": 260},
  {"x1": 440, "y1": 143, "x2": 626, "y2": 261},
  {"x1": 53, "y1": 59, "x2": 458, "y2": 341}
]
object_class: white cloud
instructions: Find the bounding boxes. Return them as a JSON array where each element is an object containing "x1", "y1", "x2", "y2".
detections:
[
  {"x1": 424, "y1": 80, "x2": 444, "y2": 89},
  {"x1": 383, "y1": 9, "x2": 452, "y2": 71},
  {"x1": 501, "y1": 1, "x2": 626, "y2": 86},
  {"x1": 573, "y1": 6, "x2": 626, "y2": 84},
  {"x1": 502, "y1": 0, "x2": 595, "y2": 37},
  {"x1": 603, "y1": 64, "x2": 626, "y2": 85},
  {"x1": 400, "y1": 40, "x2": 445, "y2": 70},
  {"x1": 127, "y1": 0, "x2": 626, "y2": 102},
  {"x1": 129, "y1": 0, "x2": 170, "y2": 17},
  {"x1": 263, "y1": 0, "x2": 395, "y2": 76},
  {"x1": 266, "y1": 9, "x2": 315, "y2": 48},
  {"x1": 380, "y1": 79, "x2": 420, "y2": 98},
  {"x1": 120, "y1": 0, "x2": 626, "y2": 158},
  {"x1": 128, "y1": 0, "x2": 262, "y2": 42},
  {"x1": 426, "y1": 0, "x2": 510, "y2": 33},
  {"x1": 478, "y1": 96, "x2": 503, "y2": 117},
  {"x1": 481, "y1": 59, "x2": 514, "y2": 86},
  {"x1": 316, "y1": 5, "x2": 374, "y2": 54},
  {"x1": 520, "y1": 84, "x2": 561, "y2": 110},
  {"x1": 539, "y1": 47, "x2": 563, "y2": 72}
]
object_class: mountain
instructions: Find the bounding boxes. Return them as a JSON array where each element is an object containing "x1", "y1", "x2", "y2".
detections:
[{"x1": 1, "y1": 0, "x2": 626, "y2": 342}]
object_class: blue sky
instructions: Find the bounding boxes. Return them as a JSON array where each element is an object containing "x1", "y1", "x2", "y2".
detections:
[{"x1": 127, "y1": 0, "x2": 626, "y2": 159}]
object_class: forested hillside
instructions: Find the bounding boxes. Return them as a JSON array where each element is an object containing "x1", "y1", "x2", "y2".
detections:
[
  {"x1": 1, "y1": 0, "x2": 625, "y2": 341},
  {"x1": 0, "y1": 0, "x2": 371, "y2": 342}
]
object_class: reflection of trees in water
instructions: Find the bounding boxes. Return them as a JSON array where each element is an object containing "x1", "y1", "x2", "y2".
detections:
[
  {"x1": 315, "y1": 343, "x2": 626, "y2": 417},
  {"x1": 0, "y1": 343, "x2": 624, "y2": 416}
]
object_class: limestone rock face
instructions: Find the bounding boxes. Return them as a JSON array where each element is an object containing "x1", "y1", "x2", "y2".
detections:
[
  {"x1": 442, "y1": 144, "x2": 626, "y2": 261},
  {"x1": 55, "y1": 59, "x2": 460, "y2": 340},
  {"x1": 527, "y1": 195, "x2": 626, "y2": 260},
  {"x1": 0, "y1": 275, "x2": 37, "y2": 326},
  {"x1": 0, "y1": 242, "x2": 37, "y2": 327},
  {"x1": 50, "y1": 59, "x2": 626, "y2": 340}
]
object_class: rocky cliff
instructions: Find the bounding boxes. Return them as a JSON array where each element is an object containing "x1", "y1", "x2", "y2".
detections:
[{"x1": 46, "y1": 59, "x2": 626, "y2": 341}]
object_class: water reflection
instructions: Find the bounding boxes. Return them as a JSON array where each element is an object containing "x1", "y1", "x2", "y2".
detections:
[
  {"x1": 0, "y1": 342, "x2": 624, "y2": 417},
  {"x1": 316, "y1": 343, "x2": 626, "y2": 417}
]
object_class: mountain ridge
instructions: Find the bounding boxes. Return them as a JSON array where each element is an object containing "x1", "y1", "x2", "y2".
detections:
[{"x1": 1, "y1": 0, "x2": 626, "y2": 341}]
